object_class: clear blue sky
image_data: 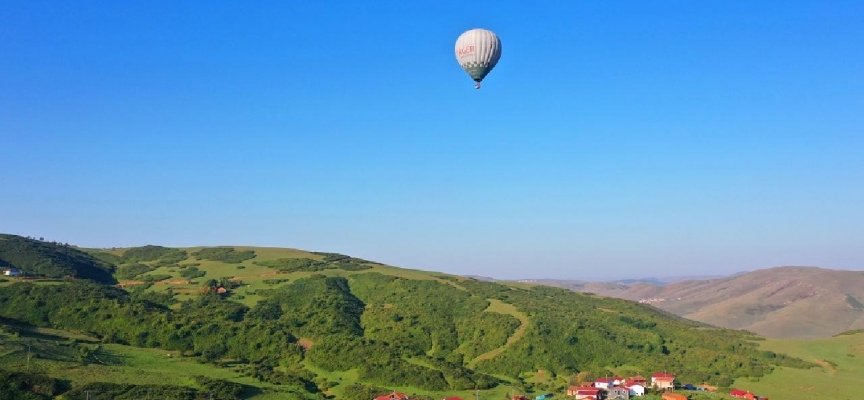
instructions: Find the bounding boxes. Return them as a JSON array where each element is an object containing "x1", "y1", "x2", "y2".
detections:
[{"x1": 2, "y1": 1, "x2": 862, "y2": 281}]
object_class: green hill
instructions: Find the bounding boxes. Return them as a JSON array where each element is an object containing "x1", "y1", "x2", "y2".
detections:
[
  {"x1": 0, "y1": 236, "x2": 817, "y2": 399},
  {"x1": 0, "y1": 234, "x2": 116, "y2": 284}
]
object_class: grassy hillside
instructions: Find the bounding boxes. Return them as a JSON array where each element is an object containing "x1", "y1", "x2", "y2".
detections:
[
  {"x1": 0, "y1": 235, "x2": 817, "y2": 399},
  {"x1": 539, "y1": 266, "x2": 864, "y2": 339},
  {"x1": 731, "y1": 330, "x2": 864, "y2": 400},
  {"x1": 0, "y1": 235, "x2": 116, "y2": 284}
]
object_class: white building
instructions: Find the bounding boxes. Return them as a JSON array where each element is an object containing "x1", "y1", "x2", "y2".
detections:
[
  {"x1": 626, "y1": 384, "x2": 646, "y2": 397},
  {"x1": 3, "y1": 268, "x2": 21, "y2": 277}
]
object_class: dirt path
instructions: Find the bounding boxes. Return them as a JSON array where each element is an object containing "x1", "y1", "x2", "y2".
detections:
[
  {"x1": 467, "y1": 299, "x2": 529, "y2": 368},
  {"x1": 813, "y1": 358, "x2": 838, "y2": 374}
]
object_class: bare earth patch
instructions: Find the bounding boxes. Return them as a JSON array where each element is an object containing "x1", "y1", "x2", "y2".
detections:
[
  {"x1": 298, "y1": 338, "x2": 314, "y2": 351},
  {"x1": 813, "y1": 359, "x2": 838, "y2": 374}
]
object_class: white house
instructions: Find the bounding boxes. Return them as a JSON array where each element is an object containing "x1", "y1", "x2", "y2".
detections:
[
  {"x1": 3, "y1": 268, "x2": 20, "y2": 277},
  {"x1": 594, "y1": 377, "x2": 613, "y2": 389},
  {"x1": 625, "y1": 384, "x2": 646, "y2": 397}
]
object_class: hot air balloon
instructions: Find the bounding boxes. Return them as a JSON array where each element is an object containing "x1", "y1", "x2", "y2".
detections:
[{"x1": 454, "y1": 28, "x2": 502, "y2": 89}]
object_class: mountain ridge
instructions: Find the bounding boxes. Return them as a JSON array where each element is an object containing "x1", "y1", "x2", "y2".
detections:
[{"x1": 530, "y1": 266, "x2": 864, "y2": 339}]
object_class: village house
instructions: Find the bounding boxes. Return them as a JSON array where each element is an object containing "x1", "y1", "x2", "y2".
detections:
[
  {"x1": 3, "y1": 268, "x2": 21, "y2": 277},
  {"x1": 594, "y1": 377, "x2": 614, "y2": 389},
  {"x1": 607, "y1": 386, "x2": 629, "y2": 400},
  {"x1": 650, "y1": 373, "x2": 675, "y2": 391},
  {"x1": 729, "y1": 390, "x2": 755, "y2": 399},
  {"x1": 374, "y1": 392, "x2": 409, "y2": 400},
  {"x1": 624, "y1": 383, "x2": 645, "y2": 397},
  {"x1": 568, "y1": 386, "x2": 604, "y2": 400},
  {"x1": 612, "y1": 377, "x2": 625, "y2": 386},
  {"x1": 624, "y1": 376, "x2": 646, "y2": 387},
  {"x1": 729, "y1": 389, "x2": 768, "y2": 400}
]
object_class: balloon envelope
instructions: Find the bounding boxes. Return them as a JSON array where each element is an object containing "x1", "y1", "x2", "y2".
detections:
[{"x1": 454, "y1": 28, "x2": 502, "y2": 84}]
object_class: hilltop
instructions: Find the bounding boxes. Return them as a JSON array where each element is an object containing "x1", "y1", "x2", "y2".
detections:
[
  {"x1": 0, "y1": 234, "x2": 814, "y2": 399},
  {"x1": 536, "y1": 267, "x2": 864, "y2": 339},
  {"x1": 0, "y1": 234, "x2": 116, "y2": 284}
]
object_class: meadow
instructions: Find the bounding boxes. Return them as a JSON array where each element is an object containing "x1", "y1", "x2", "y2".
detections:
[{"x1": 733, "y1": 331, "x2": 864, "y2": 400}]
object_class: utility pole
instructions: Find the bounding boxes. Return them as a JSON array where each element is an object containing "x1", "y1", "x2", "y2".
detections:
[{"x1": 26, "y1": 343, "x2": 31, "y2": 371}]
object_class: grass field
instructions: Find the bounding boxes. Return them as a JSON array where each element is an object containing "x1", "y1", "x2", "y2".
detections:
[
  {"x1": 467, "y1": 299, "x2": 529, "y2": 368},
  {"x1": 0, "y1": 324, "x2": 303, "y2": 399},
  {"x1": 732, "y1": 331, "x2": 864, "y2": 400},
  {"x1": 115, "y1": 246, "x2": 474, "y2": 310}
]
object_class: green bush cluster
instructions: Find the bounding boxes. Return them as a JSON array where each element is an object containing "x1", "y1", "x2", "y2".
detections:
[{"x1": 192, "y1": 248, "x2": 256, "y2": 263}]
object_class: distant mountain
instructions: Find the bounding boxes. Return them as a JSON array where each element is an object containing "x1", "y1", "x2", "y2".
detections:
[
  {"x1": 0, "y1": 234, "x2": 116, "y2": 284},
  {"x1": 462, "y1": 275, "x2": 497, "y2": 281},
  {"x1": 542, "y1": 266, "x2": 864, "y2": 339}
]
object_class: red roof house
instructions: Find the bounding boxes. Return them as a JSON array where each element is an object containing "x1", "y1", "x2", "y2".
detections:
[
  {"x1": 594, "y1": 377, "x2": 614, "y2": 388},
  {"x1": 730, "y1": 389, "x2": 758, "y2": 399},
  {"x1": 651, "y1": 372, "x2": 676, "y2": 391},
  {"x1": 568, "y1": 386, "x2": 603, "y2": 400},
  {"x1": 374, "y1": 393, "x2": 409, "y2": 400}
]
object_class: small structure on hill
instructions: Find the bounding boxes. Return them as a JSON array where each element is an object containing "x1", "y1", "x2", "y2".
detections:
[
  {"x1": 624, "y1": 383, "x2": 645, "y2": 397},
  {"x1": 3, "y1": 268, "x2": 21, "y2": 277},
  {"x1": 568, "y1": 386, "x2": 603, "y2": 400},
  {"x1": 625, "y1": 376, "x2": 647, "y2": 386},
  {"x1": 607, "y1": 386, "x2": 629, "y2": 399},
  {"x1": 651, "y1": 372, "x2": 676, "y2": 391},
  {"x1": 730, "y1": 389, "x2": 768, "y2": 400},
  {"x1": 374, "y1": 392, "x2": 409, "y2": 400},
  {"x1": 594, "y1": 377, "x2": 614, "y2": 389}
]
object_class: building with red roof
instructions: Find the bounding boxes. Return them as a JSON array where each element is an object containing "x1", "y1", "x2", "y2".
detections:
[
  {"x1": 729, "y1": 389, "x2": 759, "y2": 399},
  {"x1": 594, "y1": 377, "x2": 614, "y2": 389},
  {"x1": 651, "y1": 373, "x2": 676, "y2": 391},
  {"x1": 568, "y1": 386, "x2": 604, "y2": 400},
  {"x1": 374, "y1": 392, "x2": 409, "y2": 400},
  {"x1": 625, "y1": 376, "x2": 647, "y2": 386}
]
